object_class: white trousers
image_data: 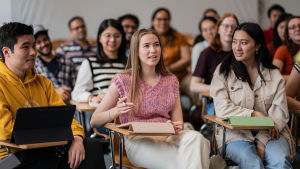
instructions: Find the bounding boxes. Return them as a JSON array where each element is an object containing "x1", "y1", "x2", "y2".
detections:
[{"x1": 124, "y1": 130, "x2": 210, "y2": 169}]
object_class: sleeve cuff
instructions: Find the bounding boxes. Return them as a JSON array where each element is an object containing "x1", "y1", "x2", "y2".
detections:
[
  {"x1": 72, "y1": 92, "x2": 91, "y2": 102},
  {"x1": 255, "y1": 130, "x2": 270, "y2": 146},
  {"x1": 245, "y1": 109, "x2": 254, "y2": 117}
]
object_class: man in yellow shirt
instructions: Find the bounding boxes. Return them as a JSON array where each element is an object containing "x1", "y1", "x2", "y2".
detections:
[{"x1": 0, "y1": 22, "x2": 105, "y2": 169}]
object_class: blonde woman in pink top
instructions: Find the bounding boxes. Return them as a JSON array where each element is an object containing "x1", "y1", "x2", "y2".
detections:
[{"x1": 91, "y1": 29, "x2": 210, "y2": 169}]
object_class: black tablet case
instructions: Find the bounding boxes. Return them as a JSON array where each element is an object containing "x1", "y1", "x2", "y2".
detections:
[{"x1": 11, "y1": 105, "x2": 75, "y2": 145}]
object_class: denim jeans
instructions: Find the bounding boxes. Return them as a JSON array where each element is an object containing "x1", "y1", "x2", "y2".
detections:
[
  {"x1": 206, "y1": 102, "x2": 215, "y2": 115},
  {"x1": 223, "y1": 135, "x2": 292, "y2": 169}
]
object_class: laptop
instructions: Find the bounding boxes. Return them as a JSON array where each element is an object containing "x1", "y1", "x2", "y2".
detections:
[{"x1": 9, "y1": 105, "x2": 76, "y2": 145}]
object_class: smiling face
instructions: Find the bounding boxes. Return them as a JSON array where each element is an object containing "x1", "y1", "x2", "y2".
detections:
[
  {"x1": 218, "y1": 17, "x2": 237, "y2": 44},
  {"x1": 288, "y1": 18, "x2": 300, "y2": 44},
  {"x1": 138, "y1": 34, "x2": 161, "y2": 69},
  {"x1": 201, "y1": 20, "x2": 216, "y2": 43},
  {"x1": 3, "y1": 35, "x2": 37, "y2": 75},
  {"x1": 121, "y1": 18, "x2": 138, "y2": 43},
  {"x1": 152, "y1": 10, "x2": 170, "y2": 35},
  {"x1": 70, "y1": 19, "x2": 87, "y2": 41},
  {"x1": 232, "y1": 30, "x2": 260, "y2": 64},
  {"x1": 35, "y1": 34, "x2": 52, "y2": 56},
  {"x1": 99, "y1": 26, "x2": 122, "y2": 54}
]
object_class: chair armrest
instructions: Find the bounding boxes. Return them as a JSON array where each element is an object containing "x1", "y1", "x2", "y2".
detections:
[
  {"x1": 198, "y1": 92, "x2": 211, "y2": 98},
  {"x1": 0, "y1": 140, "x2": 68, "y2": 150},
  {"x1": 289, "y1": 109, "x2": 300, "y2": 114},
  {"x1": 204, "y1": 115, "x2": 273, "y2": 130},
  {"x1": 104, "y1": 123, "x2": 171, "y2": 136}
]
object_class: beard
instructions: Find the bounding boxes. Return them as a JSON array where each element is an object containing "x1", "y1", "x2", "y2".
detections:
[{"x1": 37, "y1": 43, "x2": 52, "y2": 56}]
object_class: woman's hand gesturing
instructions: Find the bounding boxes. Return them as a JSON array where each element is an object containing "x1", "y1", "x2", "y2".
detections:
[{"x1": 116, "y1": 97, "x2": 134, "y2": 115}]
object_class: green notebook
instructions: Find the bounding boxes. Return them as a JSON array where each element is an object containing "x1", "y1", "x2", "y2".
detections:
[{"x1": 227, "y1": 116, "x2": 274, "y2": 127}]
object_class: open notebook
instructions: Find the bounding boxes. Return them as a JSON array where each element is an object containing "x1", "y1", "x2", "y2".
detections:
[{"x1": 117, "y1": 122, "x2": 175, "y2": 134}]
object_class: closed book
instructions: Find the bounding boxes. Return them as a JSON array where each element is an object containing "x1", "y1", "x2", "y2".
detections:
[{"x1": 228, "y1": 116, "x2": 274, "y2": 127}]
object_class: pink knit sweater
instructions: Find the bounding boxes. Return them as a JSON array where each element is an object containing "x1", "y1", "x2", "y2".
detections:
[{"x1": 112, "y1": 73, "x2": 179, "y2": 124}]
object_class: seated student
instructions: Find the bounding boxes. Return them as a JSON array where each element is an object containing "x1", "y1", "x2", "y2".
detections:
[
  {"x1": 194, "y1": 8, "x2": 220, "y2": 44},
  {"x1": 286, "y1": 51, "x2": 300, "y2": 109},
  {"x1": 71, "y1": 19, "x2": 127, "y2": 103},
  {"x1": 267, "y1": 13, "x2": 292, "y2": 58},
  {"x1": 191, "y1": 16, "x2": 217, "y2": 73},
  {"x1": 118, "y1": 14, "x2": 139, "y2": 56},
  {"x1": 190, "y1": 13, "x2": 239, "y2": 115},
  {"x1": 34, "y1": 25, "x2": 76, "y2": 105},
  {"x1": 211, "y1": 22, "x2": 295, "y2": 168},
  {"x1": 55, "y1": 16, "x2": 97, "y2": 73},
  {"x1": 151, "y1": 8, "x2": 192, "y2": 98},
  {"x1": 72, "y1": 19, "x2": 127, "y2": 136},
  {"x1": 90, "y1": 29, "x2": 210, "y2": 169},
  {"x1": 263, "y1": 4, "x2": 285, "y2": 44},
  {"x1": 273, "y1": 16, "x2": 300, "y2": 82},
  {"x1": 0, "y1": 22, "x2": 105, "y2": 169}
]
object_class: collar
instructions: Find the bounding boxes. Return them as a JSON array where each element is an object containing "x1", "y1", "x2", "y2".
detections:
[{"x1": 253, "y1": 65, "x2": 271, "y2": 91}]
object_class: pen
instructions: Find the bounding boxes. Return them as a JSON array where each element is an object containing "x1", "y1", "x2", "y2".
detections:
[
  {"x1": 97, "y1": 86, "x2": 105, "y2": 93},
  {"x1": 118, "y1": 98, "x2": 127, "y2": 106}
]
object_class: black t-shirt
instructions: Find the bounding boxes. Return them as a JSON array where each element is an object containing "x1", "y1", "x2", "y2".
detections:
[{"x1": 41, "y1": 58, "x2": 59, "y2": 75}]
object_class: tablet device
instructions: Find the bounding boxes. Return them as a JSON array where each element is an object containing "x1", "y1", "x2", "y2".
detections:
[{"x1": 11, "y1": 105, "x2": 75, "y2": 145}]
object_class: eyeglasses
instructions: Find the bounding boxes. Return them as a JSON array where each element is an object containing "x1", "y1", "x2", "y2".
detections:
[
  {"x1": 221, "y1": 24, "x2": 237, "y2": 30},
  {"x1": 122, "y1": 25, "x2": 138, "y2": 30},
  {"x1": 202, "y1": 26, "x2": 215, "y2": 33},
  {"x1": 71, "y1": 25, "x2": 86, "y2": 31},
  {"x1": 288, "y1": 23, "x2": 300, "y2": 30},
  {"x1": 155, "y1": 18, "x2": 169, "y2": 22},
  {"x1": 101, "y1": 33, "x2": 122, "y2": 40}
]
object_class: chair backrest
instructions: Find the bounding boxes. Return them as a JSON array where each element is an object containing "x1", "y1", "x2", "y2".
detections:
[
  {"x1": 51, "y1": 37, "x2": 97, "y2": 51},
  {"x1": 183, "y1": 33, "x2": 195, "y2": 47},
  {"x1": 52, "y1": 39, "x2": 71, "y2": 51}
]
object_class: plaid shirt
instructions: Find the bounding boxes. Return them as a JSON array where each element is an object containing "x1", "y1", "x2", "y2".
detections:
[{"x1": 35, "y1": 55, "x2": 77, "y2": 89}]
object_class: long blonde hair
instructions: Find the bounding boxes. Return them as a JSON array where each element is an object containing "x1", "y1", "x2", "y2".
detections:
[{"x1": 121, "y1": 28, "x2": 171, "y2": 114}]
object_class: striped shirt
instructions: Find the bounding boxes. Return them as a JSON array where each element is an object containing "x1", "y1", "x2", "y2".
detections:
[
  {"x1": 71, "y1": 56, "x2": 125, "y2": 102},
  {"x1": 88, "y1": 57, "x2": 125, "y2": 95},
  {"x1": 294, "y1": 62, "x2": 300, "y2": 74},
  {"x1": 112, "y1": 73, "x2": 179, "y2": 124},
  {"x1": 55, "y1": 40, "x2": 97, "y2": 72}
]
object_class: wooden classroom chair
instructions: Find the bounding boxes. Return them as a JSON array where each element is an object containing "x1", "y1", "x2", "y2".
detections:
[{"x1": 104, "y1": 118, "x2": 171, "y2": 169}]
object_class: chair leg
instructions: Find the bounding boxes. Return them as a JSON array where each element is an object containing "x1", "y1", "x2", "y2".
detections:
[
  {"x1": 213, "y1": 124, "x2": 218, "y2": 156},
  {"x1": 295, "y1": 113, "x2": 299, "y2": 152},
  {"x1": 290, "y1": 113, "x2": 294, "y2": 133},
  {"x1": 118, "y1": 133, "x2": 123, "y2": 169},
  {"x1": 109, "y1": 130, "x2": 116, "y2": 169},
  {"x1": 222, "y1": 126, "x2": 226, "y2": 158}
]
